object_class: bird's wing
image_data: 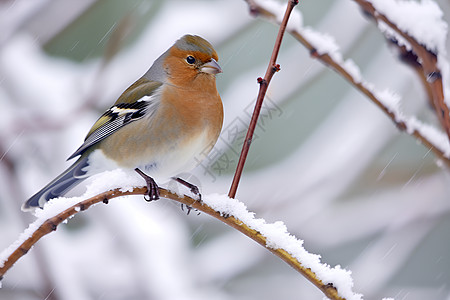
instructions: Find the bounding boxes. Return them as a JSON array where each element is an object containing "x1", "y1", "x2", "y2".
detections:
[{"x1": 67, "y1": 79, "x2": 163, "y2": 160}]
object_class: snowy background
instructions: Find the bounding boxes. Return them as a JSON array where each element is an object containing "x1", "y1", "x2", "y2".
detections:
[{"x1": 1, "y1": 0, "x2": 450, "y2": 299}]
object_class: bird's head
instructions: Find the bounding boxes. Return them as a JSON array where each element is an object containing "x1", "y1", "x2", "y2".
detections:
[{"x1": 162, "y1": 35, "x2": 222, "y2": 86}]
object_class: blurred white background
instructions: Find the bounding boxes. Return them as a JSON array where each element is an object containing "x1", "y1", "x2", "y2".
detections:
[{"x1": 1, "y1": 0, "x2": 450, "y2": 299}]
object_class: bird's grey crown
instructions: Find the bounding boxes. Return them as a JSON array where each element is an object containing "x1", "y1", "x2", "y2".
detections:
[
  {"x1": 143, "y1": 35, "x2": 214, "y2": 82},
  {"x1": 175, "y1": 34, "x2": 214, "y2": 56}
]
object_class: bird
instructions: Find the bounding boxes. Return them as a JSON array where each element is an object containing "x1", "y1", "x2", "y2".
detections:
[{"x1": 22, "y1": 34, "x2": 223, "y2": 211}]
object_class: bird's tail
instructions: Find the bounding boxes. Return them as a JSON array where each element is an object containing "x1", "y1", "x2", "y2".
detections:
[{"x1": 22, "y1": 156, "x2": 90, "y2": 211}]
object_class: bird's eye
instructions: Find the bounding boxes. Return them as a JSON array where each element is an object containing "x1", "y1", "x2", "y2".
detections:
[{"x1": 186, "y1": 55, "x2": 196, "y2": 64}]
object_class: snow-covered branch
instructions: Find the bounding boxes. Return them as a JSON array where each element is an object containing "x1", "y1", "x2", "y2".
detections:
[
  {"x1": 354, "y1": 0, "x2": 450, "y2": 141},
  {"x1": 245, "y1": 0, "x2": 450, "y2": 166},
  {"x1": 0, "y1": 173, "x2": 361, "y2": 300}
]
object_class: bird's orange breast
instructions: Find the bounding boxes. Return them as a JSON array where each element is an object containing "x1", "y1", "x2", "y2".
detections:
[{"x1": 99, "y1": 78, "x2": 223, "y2": 176}]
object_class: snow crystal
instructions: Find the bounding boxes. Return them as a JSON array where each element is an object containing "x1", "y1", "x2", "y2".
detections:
[
  {"x1": 302, "y1": 27, "x2": 340, "y2": 58},
  {"x1": 343, "y1": 59, "x2": 363, "y2": 83},
  {"x1": 406, "y1": 117, "x2": 450, "y2": 158},
  {"x1": 370, "y1": 0, "x2": 447, "y2": 54},
  {"x1": 363, "y1": 84, "x2": 450, "y2": 159},
  {"x1": 301, "y1": 27, "x2": 365, "y2": 84},
  {"x1": 203, "y1": 194, "x2": 363, "y2": 300},
  {"x1": 373, "y1": 88, "x2": 402, "y2": 119},
  {"x1": 0, "y1": 222, "x2": 40, "y2": 269},
  {"x1": 254, "y1": 0, "x2": 367, "y2": 89},
  {"x1": 254, "y1": 0, "x2": 303, "y2": 32},
  {"x1": 377, "y1": 20, "x2": 411, "y2": 51},
  {"x1": 84, "y1": 169, "x2": 142, "y2": 197},
  {"x1": 370, "y1": 0, "x2": 450, "y2": 114}
]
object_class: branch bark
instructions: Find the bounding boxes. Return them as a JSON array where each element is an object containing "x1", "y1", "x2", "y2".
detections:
[
  {"x1": 0, "y1": 187, "x2": 346, "y2": 300},
  {"x1": 228, "y1": 0, "x2": 299, "y2": 199},
  {"x1": 244, "y1": 0, "x2": 450, "y2": 168},
  {"x1": 353, "y1": 0, "x2": 450, "y2": 142}
]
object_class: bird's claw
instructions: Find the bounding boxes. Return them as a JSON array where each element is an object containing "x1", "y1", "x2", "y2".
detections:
[
  {"x1": 172, "y1": 177, "x2": 202, "y2": 202},
  {"x1": 135, "y1": 168, "x2": 160, "y2": 201}
]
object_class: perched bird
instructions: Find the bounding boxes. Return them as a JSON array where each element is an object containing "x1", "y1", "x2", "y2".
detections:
[{"x1": 23, "y1": 34, "x2": 223, "y2": 211}]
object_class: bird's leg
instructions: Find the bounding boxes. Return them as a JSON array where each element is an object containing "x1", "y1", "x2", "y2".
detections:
[
  {"x1": 172, "y1": 177, "x2": 201, "y2": 201},
  {"x1": 135, "y1": 168, "x2": 160, "y2": 201}
]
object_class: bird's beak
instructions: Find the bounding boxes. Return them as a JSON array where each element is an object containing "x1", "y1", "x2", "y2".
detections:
[{"x1": 200, "y1": 58, "x2": 223, "y2": 74}]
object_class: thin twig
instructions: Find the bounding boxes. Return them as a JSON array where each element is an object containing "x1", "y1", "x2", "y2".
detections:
[
  {"x1": 0, "y1": 188, "x2": 345, "y2": 300},
  {"x1": 228, "y1": 0, "x2": 299, "y2": 199},
  {"x1": 244, "y1": 0, "x2": 450, "y2": 168}
]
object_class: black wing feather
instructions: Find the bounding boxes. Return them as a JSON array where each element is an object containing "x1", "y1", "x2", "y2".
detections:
[{"x1": 67, "y1": 99, "x2": 156, "y2": 160}]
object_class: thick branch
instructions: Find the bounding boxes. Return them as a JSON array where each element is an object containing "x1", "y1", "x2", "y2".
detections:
[
  {"x1": 0, "y1": 187, "x2": 345, "y2": 300},
  {"x1": 228, "y1": 0, "x2": 299, "y2": 199}
]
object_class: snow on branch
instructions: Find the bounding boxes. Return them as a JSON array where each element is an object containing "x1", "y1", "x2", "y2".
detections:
[
  {"x1": 245, "y1": 0, "x2": 450, "y2": 167},
  {"x1": 353, "y1": 0, "x2": 450, "y2": 142},
  {"x1": 0, "y1": 170, "x2": 360, "y2": 300},
  {"x1": 367, "y1": 0, "x2": 447, "y2": 56},
  {"x1": 1, "y1": 2, "x2": 361, "y2": 299}
]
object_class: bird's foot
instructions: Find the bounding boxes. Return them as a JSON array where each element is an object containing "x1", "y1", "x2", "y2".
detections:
[
  {"x1": 135, "y1": 168, "x2": 160, "y2": 201},
  {"x1": 172, "y1": 177, "x2": 202, "y2": 202}
]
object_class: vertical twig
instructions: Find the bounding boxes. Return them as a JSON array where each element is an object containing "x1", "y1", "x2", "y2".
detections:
[{"x1": 228, "y1": 0, "x2": 299, "y2": 199}]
